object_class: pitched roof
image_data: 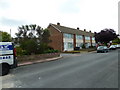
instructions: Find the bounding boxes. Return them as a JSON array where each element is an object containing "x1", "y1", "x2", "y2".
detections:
[{"x1": 50, "y1": 23, "x2": 95, "y2": 37}]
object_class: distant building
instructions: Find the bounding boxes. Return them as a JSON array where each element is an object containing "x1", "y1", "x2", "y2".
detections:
[{"x1": 47, "y1": 23, "x2": 96, "y2": 51}]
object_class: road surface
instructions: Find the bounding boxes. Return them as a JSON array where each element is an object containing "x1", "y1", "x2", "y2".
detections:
[{"x1": 1, "y1": 49, "x2": 119, "y2": 88}]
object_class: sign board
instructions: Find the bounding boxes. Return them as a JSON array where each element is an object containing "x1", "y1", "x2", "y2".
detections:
[
  {"x1": 0, "y1": 42, "x2": 13, "y2": 55},
  {"x1": 0, "y1": 42, "x2": 14, "y2": 65}
]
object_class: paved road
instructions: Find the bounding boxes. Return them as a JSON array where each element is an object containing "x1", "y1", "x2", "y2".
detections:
[{"x1": 1, "y1": 50, "x2": 119, "y2": 88}]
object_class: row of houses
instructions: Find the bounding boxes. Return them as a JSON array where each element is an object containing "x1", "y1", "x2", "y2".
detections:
[{"x1": 47, "y1": 23, "x2": 96, "y2": 52}]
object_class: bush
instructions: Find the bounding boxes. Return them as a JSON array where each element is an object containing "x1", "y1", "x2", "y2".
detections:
[
  {"x1": 20, "y1": 39, "x2": 38, "y2": 55},
  {"x1": 38, "y1": 43, "x2": 49, "y2": 54},
  {"x1": 15, "y1": 46, "x2": 28, "y2": 56},
  {"x1": 44, "y1": 49, "x2": 59, "y2": 53},
  {"x1": 89, "y1": 46, "x2": 96, "y2": 48},
  {"x1": 16, "y1": 46, "x2": 23, "y2": 56},
  {"x1": 82, "y1": 44, "x2": 86, "y2": 49},
  {"x1": 112, "y1": 43, "x2": 117, "y2": 45}
]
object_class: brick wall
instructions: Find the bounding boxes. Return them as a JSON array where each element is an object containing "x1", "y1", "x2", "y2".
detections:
[
  {"x1": 82, "y1": 35, "x2": 85, "y2": 44},
  {"x1": 90, "y1": 36, "x2": 92, "y2": 46},
  {"x1": 48, "y1": 25, "x2": 63, "y2": 51},
  {"x1": 18, "y1": 53, "x2": 60, "y2": 62}
]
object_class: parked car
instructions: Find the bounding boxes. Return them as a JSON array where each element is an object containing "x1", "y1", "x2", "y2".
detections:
[
  {"x1": 116, "y1": 44, "x2": 120, "y2": 49},
  {"x1": 109, "y1": 45, "x2": 116, "y2": 50},
  {"x1": 0, "y1": 42, "x2": 17, "y2": 76},
  {"x1": 97, "y1": 46, "x2": 109, "y2": 53}
]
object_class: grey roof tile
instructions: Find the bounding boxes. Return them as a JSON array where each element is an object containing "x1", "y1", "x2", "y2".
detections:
[{"x1": 51, "y1": 24, "x2": 94, "y2": 37}]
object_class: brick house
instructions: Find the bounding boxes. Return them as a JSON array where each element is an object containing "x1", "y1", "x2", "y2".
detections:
[{"x1": 47, "y1": 23, "x2": 95, "y2": 52}]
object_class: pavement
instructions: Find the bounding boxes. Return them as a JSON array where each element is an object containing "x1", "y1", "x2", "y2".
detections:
[
  {"x1": 18, "y1": 51, "x2": 96, "y2": 66},
  {"x1": 1, "y1": 49, "x2": 118, "y2": 88},
  {"x1": 18, "y1": 56, "x2": 63, "y2": 66}
]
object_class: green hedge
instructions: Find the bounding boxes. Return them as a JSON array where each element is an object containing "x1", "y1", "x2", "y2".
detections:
[{"x1": 44, "y1": 49, "x2": 59, "y2": 53}]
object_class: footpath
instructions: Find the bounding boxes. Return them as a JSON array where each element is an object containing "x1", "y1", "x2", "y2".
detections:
[
  {"x1": 18, "y1": 56, "x2": 62, "y2": 66},
  {"x1": 18, "y1": 50, "x2": 96, "y2": 67}
]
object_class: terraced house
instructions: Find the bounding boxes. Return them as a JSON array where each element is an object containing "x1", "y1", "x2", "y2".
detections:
[{"x1": 47, "y1": 23, "x2": 96, "y2": 52}]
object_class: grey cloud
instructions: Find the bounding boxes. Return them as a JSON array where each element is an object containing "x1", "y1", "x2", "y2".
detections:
[{"x1": 0, "y1": 17, "x2": 26, "y2": 27}]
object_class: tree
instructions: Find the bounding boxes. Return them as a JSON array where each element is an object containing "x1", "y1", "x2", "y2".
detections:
[
  {"x1": 15, "y1": 24, "x2": 50, "y2": 55},
  {"x1": 20, "y1": 39, "x2": 38, "y2": 55},
  {"x1": 112, "y1": 37, "x2": 120, "y2": 44},
  {"x1": 41, "y1": 29, "x2": 51, "y2": 44},
  {"x1": 94, "y1": 28, "x2": 118, "y2": 44},
  {"x1": 0, "y1": 31, "x2": 11, "y2": 42}
]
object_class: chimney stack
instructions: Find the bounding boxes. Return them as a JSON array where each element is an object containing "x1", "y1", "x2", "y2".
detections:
[
  {"x1": 57, "y1": 22, "x2": 60, "y2": 26},
  {"x1": 77, "y1": 27, "x2": 79, "y2": 30},
  {"x1": 94, "y1": 32, "x2": 97, "y2": 34}
]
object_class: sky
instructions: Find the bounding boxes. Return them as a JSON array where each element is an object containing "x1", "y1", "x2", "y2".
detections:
[{"x1": 0, "y1": 0, "x2": 119, "y2": 37}]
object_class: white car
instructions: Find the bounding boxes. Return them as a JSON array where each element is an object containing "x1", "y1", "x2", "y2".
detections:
[
  {"x1": 116, "y1": 44, "x2": 120, "y2": 49},
  {"x1": 109, "y1": 45, "x2": 116, "y2": 50}
]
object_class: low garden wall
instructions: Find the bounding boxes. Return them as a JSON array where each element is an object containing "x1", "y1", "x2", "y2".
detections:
[
  {"x1": 63, "y1": 48, "x2": 96, "y2": 53},
  {"x1": 17, "y1": 53, "x2": 60, "y2": 63}
]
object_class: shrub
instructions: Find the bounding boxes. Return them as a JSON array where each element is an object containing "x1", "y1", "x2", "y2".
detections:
[
  {"x1": 20, "y1": 39, "x2": 38, "y2": 55},
  {"x1": 112, "y1": 43, "x2": 117, "y2": 45},
  {"x1": 15, "y1": 46, "x2": 28, "y2": 56},
  {"x1": 16, "y1": 46, "x2": 23, "y2": 56},
  {"x1": 82, "y1": 44, "x2": 86, "y2": 49},
  {"x1": 38, "y1": 43, "x2": 49, "y2": 54},
  {"x1": 44, "y1": 49, "x2": 59, "y2": 53}
]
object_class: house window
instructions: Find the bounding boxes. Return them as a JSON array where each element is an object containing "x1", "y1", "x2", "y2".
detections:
[
  {"x1": 76, "y1": 35, "x2": 82, "y2": 39},
  {"x1": 92, "y1": 43, "x2": 96, "y2": 46},
  {"x1": 85, "y1": 36, "x2": 90, "y2": 40},
  {"x1": 76, "y1": 43, "x2": 83, "y2": 48},
  {"x1": 64, "y1": 33, "x2": 73, "y2": 39},
  {"x1": 92, "y1": 37, "x2": 95, "y2": 40},
  {"x1": 68, "y1": 42, "x2": 73, "y2": 49},
  {"x1": 85, "y1": 43, "x2": 91, "y2": 48}
]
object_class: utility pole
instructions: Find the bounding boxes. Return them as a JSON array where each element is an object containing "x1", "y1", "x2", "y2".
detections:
[
  {"x1": 10, "y1": 29, "x2": 13, "y2": 42},
  {"x1": 10, "y1": 29, "x2": 11, "y2": 37}
]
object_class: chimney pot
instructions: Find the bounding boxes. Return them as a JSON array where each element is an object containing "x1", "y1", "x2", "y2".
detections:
[
  {"x1": 57, "y1": 22, "x2": 60, "y2": 25},
  {"x1": 94, "y1": 32, "x2": 97, "y2": 34}
]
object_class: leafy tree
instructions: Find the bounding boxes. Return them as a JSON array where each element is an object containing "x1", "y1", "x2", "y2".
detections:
[
  {"x1": 41, "y1": 29, "x2": 51, "y2": 44},
  {"x1": 94, "y1": 28, "x2": 118, "y2": 44},
  {"x1": 20, "y1": 39, "x2": 38, "y2": 55},
  {"x1": 0, "y1": 31, "x2": 11, "y2": 42},
  {"x1": 15, "y1": 24, "x2": 50, "y2": 55}
]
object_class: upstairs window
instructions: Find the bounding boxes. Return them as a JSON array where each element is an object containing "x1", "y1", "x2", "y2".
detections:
[
  {"x1": 76, "y1": 35, "x2": 82, "y2": 39},
  {"x1": 85, "y1": 36, "x2": 90, "y2": 40},
  {"x1": 64, "y1": 33, "x2": 73, "y2": 39},
  {"x1": 92, "y1": 37, "x2": 95, "y2": 40}
]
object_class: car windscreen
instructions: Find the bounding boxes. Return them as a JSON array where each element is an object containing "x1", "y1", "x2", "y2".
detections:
[{"x1": 97, "y1": 46, "x2": 104, "y2": 49}]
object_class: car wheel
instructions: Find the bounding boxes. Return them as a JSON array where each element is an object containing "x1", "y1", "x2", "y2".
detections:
[{"x1": 2, "y1": 64, "x2": 10, "y2": 76}]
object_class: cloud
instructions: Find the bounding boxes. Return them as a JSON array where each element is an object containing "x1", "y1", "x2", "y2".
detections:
[
  {"x1": 59, "y1": 0, "x2": 81, "y2": 13},
  {"x1": 0, "y1": 0, "x2": 119, "y2": 36},
  {"x1": 0, "y1": 17, "x2": 27, "y2": 27},
  {"x1": 0, "y1": 0, "x2": 10, "y2": 9}
]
